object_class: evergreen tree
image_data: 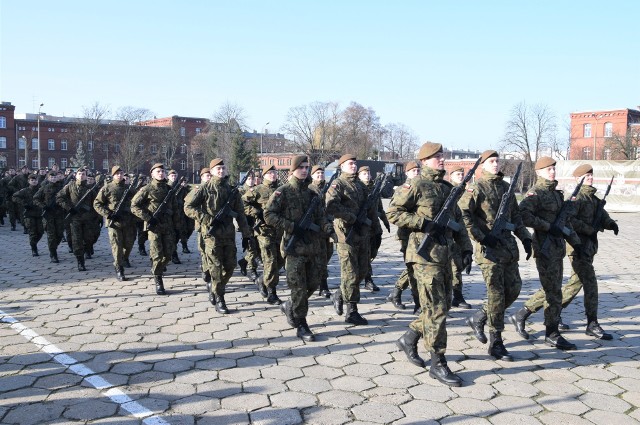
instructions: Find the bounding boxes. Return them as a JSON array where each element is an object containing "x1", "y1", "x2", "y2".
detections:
[
  {"x1": 70, "y1": 141, "x2": 88, "y2": 169},
  {"x1": 229, "y1": 130, "x2": 252, "y2": 184}
]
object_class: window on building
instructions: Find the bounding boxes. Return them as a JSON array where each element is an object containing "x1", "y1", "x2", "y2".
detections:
[
  {"x1": 180, "y1": 127, "x2": 186, "y2": 137},
  {"x1": 48, "y1": 158, "x2": 56, "y2": 168},
  {"x1": 604, "y1": 122, "x2": 613, "y2": 137},
  {"x1": 604, "y1": 148, "x2": 611, "y2": 160},
  {"x1": 115, "y1": 144, "x2": 120, "y2": 153},
  {"x1": 32, "y1": 158, "x2": 39, "y2": 169},
  {"x1": 0, "y1": 116, "x2": 6, "y2": 128},
  {"x1": 180, "y1": 145, "x2": 186, "y2": 154},
  {"x1": 48, "y1": 128, "x2": 54, "y2": 132},
  {"x1": 61, "y1": 139, "x2": 68, "y2": 151},
  {"x1": 0, "y1": 137, "x2": 6, "y2": 149},
  {"x1": 138, "y1": 144, "x2": 144, "y2": 153},
  {"x1": 90, "y1": 160, "x2": 95, "y2": 169},
  {"x1": 48, "y1": 139, "x2": 55, "y2": 150},
  {"x1": 161, "y1": 145, "x2": 167, "y2": 153},
  {"x1": 582, "y1": 147, "x2": 591, "y2": 159},
  {"x1": 60, "y1": 158, "x2": 68, "y2": 169},
  {"x1": 32, "y1": 138, "x2": 39, "y2": 150},
  {"x1": 18, "y1": 157, "x2": 26, "y2": 167},
  {"x1": 195, "y1": 128, "x2": 201, "y2": 134},
  {"x1": 0, "y1": 156, "x2": 6, "y2": 168},
  {"x1": 87, "y1": 140, "x2": 93, "y2": 151},
  {"x1": 151, "y1": 144, "x2": 158, "y2": 154},
  {"x1": 270, "y1": 159, "x2": 274, "y2": 165},
  {"x1": 18, "y1": 138, "x2": 26, "y2": 149},
  {"x1": 102, "y1": 159, "x2": 109, "y2": 170},
  {"x1": 583, "y1": 123, "x2": 592, "y2": 138},
  {"x1": 180, "y1": 160, "x2": 186, "y2": 170}
]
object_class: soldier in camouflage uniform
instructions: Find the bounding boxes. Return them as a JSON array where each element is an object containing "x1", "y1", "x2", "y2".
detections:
[
  {"x1": 510, "y1": 157, "x2": 584, "y2": 351},
  {"x1": 56, "y1": 168, "x2": 98, "y2": 271},
  {"x1": 186, "y1": 168, "x2": 212, "y2": 284},
  {"x1": 387, "y1": 142, "x2": 473, "y2": 387},
  {"x1": 459, "y1": 151, "x2": 533, "y2": 361},
  {"x1": 135, "y1": 175, "x2": 149, "y2": 257},
  {"x1": 93, "y1": 166, "x2": 137, "y2": 281},
  {"x1": 447, "y1": 167, "x2": 472, "y2": 309},
  {"x1": 238, "y1": 172, "x2": 261, "y2": 280},
  {"x1": 387, "y1": 161, "x2": 421, "y2": 312},
  {"x1": 0, "y1": 169, "x2": 14, "y2": 226},
  {"x1": 131, "y1": 163, "x2": 181, "y2": 295},
  {"x1": 3, "y1": 168, "x2": 19, "y2": 230},
  {"x1": 242, "y1": 165, "x2": 285, "y2": 304},
  {"x1": 184, "y1": 158, "x2": 254, "y2": 314},
  {"x1": 12, "y1": 174, "x2": 44, "y2": 256},
  {"x1": 519, "y1": 164, "x2": 618, "y2": 341},
  {"x1": 10, "y1": 166, "x2": 30, "y2": 232},
  {"x1": 167, "y1": 170, "x2": 184, "y2": 264},
  {"x1": 85, "y1": 172, "x2": 103, "y2": 259},
  {"x1": 265, "y1": 156, "x2": 332, "y2": 342},
  {"x1": 309, "y1": 165, "x2": 335, "y2": 298},
  {"x1": 325, "y1": 154, "x2": 381, "y2": 326},
  {"x1": 33, "y1": 171, "x2": 65, "y2": 262}
]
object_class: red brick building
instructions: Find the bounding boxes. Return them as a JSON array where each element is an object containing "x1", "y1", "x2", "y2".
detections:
[{"x1": 570, "y1": 108, "x2": 640, "y2": 160}]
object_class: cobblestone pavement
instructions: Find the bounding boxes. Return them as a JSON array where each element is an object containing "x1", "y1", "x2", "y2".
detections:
[{"x1": 1, "y1": 209, "x2": 639, "y2": 425}]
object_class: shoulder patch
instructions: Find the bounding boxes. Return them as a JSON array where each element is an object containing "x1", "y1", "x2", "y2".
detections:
[
  {"x1": 526, "y1": 192, "x2": 535, "y2": 197},
  {"x1": 402, "y1": 183, "x2": 411, "y2": 189},
  {"x1": 274, "y1": 191, "x2": 281, "y2": 196},
  {"x1": 331, "y1": 184, "x2": 338, "y2": 188},
  {"x1": 466, "y1": 188, "x2": 474, "y2": 193}
]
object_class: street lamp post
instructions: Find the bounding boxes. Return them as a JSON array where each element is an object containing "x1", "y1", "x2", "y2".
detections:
[
  {"x1": 20, "y1": 136, "x2": 27, "y2": 168},
  {"x1": 592, "y1": 113, "x2": 602, "y2": 161},
  {"x1": 260, "y1": 122, "x2": 270, "y2": 154},
  {"x1": 37, "y1": 103, "x2": 44, "y2": 169}
]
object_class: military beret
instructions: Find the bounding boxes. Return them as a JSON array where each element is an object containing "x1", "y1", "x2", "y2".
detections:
[
  {"x1": 111, "y1": 165, "x2": 123, "y2": 176},
  {"x1": 168, "y1": 169, "x2": 177, "y2": 176},
  {"x1": 48, "y1": 171, "x2": 58, "y2": 177},
  {"x1": 338, "y1": 153, "x2": 356, "y2": 165},
  {"x1": 209, "y1": 158, "x2": 224, "y2": 168},
  {"x1": 262, "y1": 165, "x2": 276, "y2": 176},
  {"x1": 150, "y1": 163, "x2": 165, "y2": 173},
  {"x1": 417, "y1": 142, "x2": 443, "y2": 160},
  {"x1": 480, "y1": 149, "x2": 499, "y2": 164},
  {"x1": 310, "y1": 165, "x2": 324, "y2": 175},
  {"x1": 534, "y1": 156, "x2": 556, "y2": 170},
  {"x1": 199, "y1": 167, "x2": 210, "y2": 176},
  {"x1": 358, "y1": 166, "x2": 370, "y2": 174},
  {"x1": 450, "y1": 167, "x2": 464, "y2": 174},
  {"x1": 404, "y1": 161, "x2": 419, "y2": 172},
  {"x1": 290, "y1": 155, "x2": 308, "y2": 171},
  {"x1": 27, "y1": 174, "x2": 37, "y2": 180},
  {"x1": 572, "y1": 164, "x2": 593, "y2": 177}
]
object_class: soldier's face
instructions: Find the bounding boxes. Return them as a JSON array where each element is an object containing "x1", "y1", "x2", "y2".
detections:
[
  {"x1": 536, "y1": 165, "x2": 556, "y2": 181},
  {"x1": 168, "y1": 173, "x2": 177, "y2": 182},
  {"x1": 292, "y1": 162, "x2": 309, "y2": 180},
  {"x1": 407, "y1": 168, "x2": 420, "y2": 179},
  {"x1": 358, "y1": 170, "x2": 371, "y2": 183},
  {"x1": 211, "y1": 165, "x2": 225, "y2": 178},
  {"x1": 264, "y1": 170, "x2": 277, "y2": 182},
  {"x1": 341, "y1": 160, "x2": 357, "y2": 174},
  {"x1": 424, "y1": 153, "x2": 445, "y2": 170},
  {"x1": 28, "y1": 178, "x2": 38, "y2": 186},
  {"x1": 580, "y1": 172, "x2": 593, "y2": 186},
  {"x1": 312, "y1": 170, "x2": 324, "y2": 182},
  {"x1": 152, "y1": 168, "x2": 166, "y2": 181},
  {"x1": 201, "y1": 172, "x2": 212, "y2": 183},
  {"x1": 450, "y1": 171, "x2": 464, "y2": 184},
  {"x1": 482, "y1": 157, "x2": 499, "y2": 175},
  {"x1": 76, "y1": 171, "x2": 87, "y2": 181},
  {"x1": 113, "y1": 170, "x2": 124, "y2": 183}
]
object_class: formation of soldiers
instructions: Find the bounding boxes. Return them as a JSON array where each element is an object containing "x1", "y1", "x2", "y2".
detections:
[{"x1": 0, "y1": 143, "x2": 619, "y2": 387}]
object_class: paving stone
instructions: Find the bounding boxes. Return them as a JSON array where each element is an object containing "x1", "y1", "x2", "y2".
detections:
[
  {"x1": 613, "y1": 377, "x2": 640, "y2": 392},
  {"x1": 270, "y1": 391, "x2": 317, "y2": 409},
  {"x1": 302, "y1": 364, "x2": 344, "y2": 380},
  {"x1": 492, "y1": 380, "x2": 539, "y2": 398},
  {"x1": 343, "y1": 363, "x2": 386, "y2": 378},
  {"x1": 446, "y1": 397, "x2": 498, "y2": 417},
  {"x1": 303, "y1": 406, "x2": 351, "y2": 425},
  {"x1": 534, "y1": 380, "x2": 583, "y2": 397},
  {"x1": 331, "y1": 375, "x2": 376, "y2": 392},
  {"x1": 243, "y1": 377, "x2": 288, "y2": 395},
  {"x1": 317, "y1": 389, "x2": 364, "y2": 408},
  {"x1": 622, "y1": 391, "x2": 640, "y2": 407},
  {"x1": 487, "y1": 412, "x2": 543, "y2": 425},
  {"x1": 249, "y1": 407, "x2": 303, "y2": 425},
  {"x1": 63, "y1": 399, "x2": 118, "y2": 420},
  {"x1": 219, "y1": 392, "x2": 269, "y2": 412},
  {"x1": 372, "y1": 373, "x2": 419, "y2": 389},
  {"x1": 351, "y1": 402, "x2": 404, "y2": 423},
  {"x1": 196, "y1": 409, "x2": 250, "y2": 425},
  {"x1": 0, "y1": 374, "x2": 37, "y2": 391},
  {"x1": 1, "y1": 402, "x2": 66, "y2": 425},
  {"x1": 261, "y1": 365, "x2": 304, "y2": 381},
  {"x1": 490, "y1": 395, "x2": 544, "y2": 415},
  {"x1": 197, "y1": 380, "x2": 242, "y2": 398},
  {"x1": 400, "y1": 399, "x2": 452, "y2": 421},
  {"x1": 537, "y1": 411, "x2": 598, "y2": 425},
  {"x1": 408, "y1": 383, "x2": 457, "y2": 402},
  {"x1": 535, "y1": 395, "x2": 590, "y2": 415},
  {"x1": 440, "y1": 415, "x2": 491, "y2": 424},
  {"x1": 287, "y1": 376, "x2": 332, "y2": 394},
  {"x1": 578, "y1": 392, "x2": 632, "y2": 413}
]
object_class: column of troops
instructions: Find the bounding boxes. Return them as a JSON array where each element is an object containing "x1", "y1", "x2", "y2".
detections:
[{"x1": 0, "y1": 141, "x2": 619, "y2": 387}]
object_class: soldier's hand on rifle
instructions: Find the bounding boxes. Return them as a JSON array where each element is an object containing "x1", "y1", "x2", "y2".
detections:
[
  {"x1": 523, "y1": 238, "x2": 532, "y2": 260},
  {"x1": 611, "y1": 222, "x2": 619, "y2": 236},
  {"x1": 242, "y1": 236, "x2": 257, "y2": 252},
  {"x1": 462, "y1": 250, "x2": 473, "y2": 274},
  {"x1": 293, "y1": 223, "x2": 306, "y2": 238},
  {"x1": 481, "y1": 234, "x2": 499, "y2": 249},
  {"x1": 422, "y1": 219, "x2": 444, "y2": 236},
  {"x1": 549, "y1": 224, "x2": 564, "y2": 238},
  {"x1": 148, "y1": 217, "x2": 159, "y2": 228},
  {"x1": 108, "y1": 212, "x2": 120, "y2": 222}
]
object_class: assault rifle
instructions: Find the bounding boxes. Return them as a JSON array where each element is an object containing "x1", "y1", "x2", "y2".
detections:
[
  {"x1": 417, "y1": 157, "x2": 481, "y2": 261},
  {"x1": 63, "y1": 179, "x2": 105, "y2": 222},
  {"x1": 591, "y1": 176, "x2": 614, "y2": 241},
  {"x1": 147, "y1": 176, "x2": 186, "y2": 231},
  {"x1": 539, "y1": 176, "x2": 584, "y2": 259},
  {"x1": 285, "y1": 170, "x2": 339, "y2": 254},
  {"x1": 345, "y1": 172, "x2": 388, "y2": 243},
  {"x1": 483, "y1": 162, "x2": 523, "y2": 263},
  {"x1": 106, "y1": 174, "x2": 139, "y2": 228},
  {"x1": 207, "y1": 170, "x2": 253, "y2": 236}
]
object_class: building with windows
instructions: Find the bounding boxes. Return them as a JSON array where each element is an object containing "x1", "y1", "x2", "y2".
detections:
[{"x1": 570, "y1": 107, "x2": 640, "y2": 160}]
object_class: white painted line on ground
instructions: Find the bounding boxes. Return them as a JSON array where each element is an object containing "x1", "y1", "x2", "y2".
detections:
[{"x1": 0, "y1": 309, "x2": 170, "y2": 425}]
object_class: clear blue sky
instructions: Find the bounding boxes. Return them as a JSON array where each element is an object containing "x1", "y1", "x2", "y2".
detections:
[{"x1": 1, "y1": 1, "x2": 638, "y2": 151}]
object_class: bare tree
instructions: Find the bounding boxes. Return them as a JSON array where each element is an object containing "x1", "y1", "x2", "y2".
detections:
[
  {"x1": 340, "y1": 102, "x2": 381, "y2": 159},
  {"x1": 111, "y1": 106, "x2": 154, "y2": 173},
  {"x1": 208, "y1": 101, "x2": 246, "y2": 161},
  {"x1": 77, "y1": 102, "x2": 111, "y2": 168},
  {"x1": 605, "y1": 129, "x2": 640, "y2": 160},
  {"x1": 382, "y1": 123, "x2": 420, "y2": 160}
]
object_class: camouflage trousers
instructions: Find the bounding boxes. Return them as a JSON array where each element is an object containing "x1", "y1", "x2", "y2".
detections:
[
  {"x1": 7, "y1": 200, "x2": 18, "y2": 226},
  {"x1": 136, "y1": 221, "x2": 148, "y2": 249},
  {"x1": 451, "y1": 251, "x2": 463, "y2": 292},
  {"x1": 64, "y1": 220, "x2": 73, "y2": 251},
  {"x1": 107, "y1": 222, "x2": 136, "y2": 268},
  {"x1": 197, "y1": 231, "x2": 208, "y2": 273},
  {"x1": 23, "y1": 216, "x2": 44, "y2": 247},
  {"x1": 524, "y1": 256, "x2": 563, "y2": 328},
  {"x1": 242, "y1": 232, "x2": 261, "y2": 270},
  {"x1": 478, "y1": 261, "x2": 522, "y2": 332},
  {"x1": 366, "y1": 232, "x2": 382, "y2": 278},
  {"x1": 204, "y1": 239, "x2": 236, "y2": 297},
  {"x1": 257, "y1": 235, "x2": 284, "y2": 290},
  {"x1": 395, "y1": 241, "x2": 417, "y2": 293},
  {"x1": 70, "y1": 218, "x2": 94, "y2": 257},
  {"x1": 285, "y1": 254, "x2": 324, "y2": 319},
  {"x1": 320, "y1": 237, "x2": 334, "y2": 284},
  {"x1": 409, "y1": 261, "x2": 453, "y2": 355},
  {"x1": 562, "y1": 255, "x2": 599, "y2": 320},
  {"x1": 336, "y1": 241, "x2": 370, "y2": 303},
  {"x1": 44, "y1": 214, "x2": 65, "y2": 253},
  {"x1": 148, "y1": 227, "x2": 175, "y2": 276}
]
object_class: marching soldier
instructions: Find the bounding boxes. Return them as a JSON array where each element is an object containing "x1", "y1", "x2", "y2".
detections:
[
  {"x1": 309, "y1": 165, "x2": 334, "y2": 298},
  {"x1": 186, "y1": 168, "x2": 212, "y2": 284},
  {"x1": 167, "y1": 169, "x2": 186, "y2": 264},
  {"x1": 387, "y1": 142, "x2": 473, "y2": 387},
  {"x1": 265, "y1": 156, "x2": 331, "y2": 341},
  {"x1": 33, "y1": 171, "x2": 65, "y2": 262},
  {"x1": 12, "y1": 174, "x2": 44, "y2": 256},
  {"x1": 238, "y1": 172, "x2": 261, "y2": 280},
  {"x1": 459, "y1": 151, "x2": 532, "y2": 361},
  {"x1": 85, "y1": 172, "x2": 103, "y2": 259},
  {"x1": 10, "y1": 166, "x2": 30, "y2": 232},
  {"x1": 131, "y1": 163, "x2": 181, "y2": 294},
  {"x1": 448, "y1": 167, "x2": 472, "y2": 309},
  {"x1": 510, "y1": 157, "x2": 583, "y2": 350}
]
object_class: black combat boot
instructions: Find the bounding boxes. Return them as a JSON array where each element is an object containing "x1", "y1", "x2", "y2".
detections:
[
  {"x1": 452, "y1": 289, "x2": 471, "y2": 309},
  {"x1": 76, "y1": 256, "x2": 86, "y2": 271},
  {"x1": 85, "y1": 251, "x2": 92, "y2": 260},
  {"x1": 49, "y1": 249, "x2": 59, "y2": 263},
  {"x1": 509, "y1": 307, "x2": 532, "y2": 340},
  {"x1": 181, "y1": 241, "x2": 190, "y2": 254},
  {"x1": 254, "y1": 275, "x2": 268, "y2": 298},
  {"x1": 23, "y1": 227, "x2": 28, "y2": 234},
  {"x1": 466, "y1": 308, "x2": 488, "y2": 344},
  {"x1": 318, "y1": 278, "x2": 331, "y2": 298},
  {"x1": 171, "y1": 251, "x2": 181, "y2": 264},
  {"x1": 266, "y1": 287, "x2": 282, "y2": 305},
  {"x1": 139, "y1": 245, "x2": 147, "y2": 256},
  {"x1": 412, "y1": 289, "x2": 422, "y2": 315},
  {"x1": 11, "y1": 224, "x2": 16, "y2": 231},
  {"x1": 429, "y1": 352, "x2": 462, "y2": 387},
  {"x1": 215, "y1": 295, "x2": 229, "y2": 314},
  {"x1": 332, "y1": 288, "x2": 344, "y2": 316},
  {"x1": 364, "y1": 275, "x2": 380, "y2": 292},
  {"x1": 558, "y1": 315, "x2": 570, "y2": 330},
  {"x1": 545, "y1": 326, "x2": 576, "y2": 350},
  {"x1": 68, "y1": 243, "x2": 73, "y2": 253},
  {"x1": 154, "y1": 275, "x2": 166, "y2": 295},
  {"x1": 116, "y1": 266, "x2": 126, "y2": 282},
  {"x1": 238, "y1": 258, "x2": 248, "y2": 276},
  {"x1": 280, "y1": 300, "x2": 297, "y2": 328},
  {"x1": 296, "y1": 318, "x2": 315, "y2": 342},
  {"x1": 387, "y1": 287, "x2": 406, "y2": 310},
  {"x1": 488, "y1": 331, "x2": 513, "y2": 361},
  {"x1": 30, "y1": 243, "x2": 39, "y2": 257},
  {"x1": 61, "y1": 234, "x2": 66, "y2": 242},
  {"x1": 396, "y1": 328, "x2": 425, "y2": 367},
  {"x1": 345, "y1": 303, "x2": 368, "y2": 326},
  {"x1": 0, "y1": 216, "x2": 4, "y2": 225},
  {"x1": 249, "y1": 268, "x2": 259, "y2": 281},
  {"x1": 585, "y1": 319, "x2": 613, "y2": 340},
  {"x1": 123, "y1": 258, "x2": 132, "y2": 268}
]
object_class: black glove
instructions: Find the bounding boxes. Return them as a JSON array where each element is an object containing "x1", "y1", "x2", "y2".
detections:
[
  {"x1": 481, "y1": 234, "x2": 499, "y2": 249},
  {"x1": 241, "y1": 236, "x2": 250, "y2": 252},
  {"x1": 108, "y1": 212, "x2": 120, "y2": 222},
  {"x1": 462, "y1": 250, "x2": 473, "y2": 274},
  {"x1": 68, "y1": 207, "x2": 79, "y2": 215},
  {"x1": 246, "y1": 236, "x2": 257, "y2": 252},
  {"x1": 148, "y1": 217, "x2": 159, "y2": 228},
  {"x1": 548, "y1": 224, "x2": 564, "y2": 238},
  {"x1": 611, "y1": 222, "x2": 619, "y2": 236},
  {"x1": 422, "y1": 219, "x2": 445, "y2": 236},
  {"x1": 293, "y1": 223, "x2": 306, "y2": 238},
  {"x1": 523, "y1": 238, "x2": 532, "y2": 260}
]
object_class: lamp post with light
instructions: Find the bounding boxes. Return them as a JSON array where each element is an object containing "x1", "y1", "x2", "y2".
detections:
[
  {"x1": 592, "y1": 113, "x2": 602, "y2": 161},
  {"x1": 37, "y1": 103, "x2": 44, "y2": 169},
  {"x1": 260, "y1": 122, "x2": 270, "y2": 154},
  {"x1": 20, "y1": 136, "x2": 27, "y2": 168}
]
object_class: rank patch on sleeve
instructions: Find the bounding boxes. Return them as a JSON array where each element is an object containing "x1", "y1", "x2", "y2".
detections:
[
  {"x1": 402, "y1": 183, "x2": 411, "y2": 189},
  {"x1": 466, "y1": 188, "x2": 474, "y2": 193},
  {"x1": 526, "y1": 192, "x2": 535, "y2": 196},
  {"x1": 274, "y1": 191, "x2": 281, "y2": 196}
]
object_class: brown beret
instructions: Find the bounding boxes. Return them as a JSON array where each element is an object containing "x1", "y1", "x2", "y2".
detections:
[
  {"x1": 450, "y1": 167, "x2": 464, "y2": 174},
  {"x1": 480, "y1": 149, "x2": 499, "y2": 164},
  {"x1": 27, "y1": 174, "x2": 37, "y2": 180},
  {"x1": 209, "y1": 158, "x2": 224, "y2": 168},
  {"x1": 168, "y1": 169, "x2": 177, "y2": 176},
  {"x1": 358, "y1": 166, "x2": 370, "y2": 174},
  {"x1": 199, "y1": 167, "x2": 210, "y2": 176},
  {"x1": 310, "y1": 165, "x2": 324, "y2": 175},
  {"x1": 111, "y1": 165, "x2": 123, "y2": 176},
  {"x1": 572, "y1": 164, "x2": 593, "y2": 177},
  {"x1": 150, "y1": 163, "x2": 165, "y2": 173},
  {"x1": 404, "y1": 161, "x2": 419, "y2": 172},
  {"x1": 290, "y1": 155, "x2": 308, "y2": 171},
  {"x1": 534, "y1": 156, "x2": 556, "y2": 170},
  {"x1": 262, "y1": 165, "x2": 276, "y2": 176},
  {"x1": 338, "y1": 153, "x2": 356, "y2": 165},
  {"x1": 417, "y1": 142, "x2": 443, "y2": 160}
]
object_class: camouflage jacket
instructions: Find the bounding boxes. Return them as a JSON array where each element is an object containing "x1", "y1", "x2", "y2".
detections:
[
  {"x1": 242, "y1": 180, "x2": 283, "y2": 239},
  {"x1": 365, "y1": 180, "x2": 386, "y2": 236},
  {"x1": 130, "y1": 178, "x2": 180, "y2": 230},
  {"x1": 94, "y1": 180, "x2": 136, "y2": 228},
  {"x1": 567, "y1": 184, "x2": 616, "y2": 258},
  {"x1": 12, "y1": 185, "x2": 42, "y2": 218},
  {"x1": 33, "y1": 180, "x2": 64, "y2": 218},
  {"x1": 56, "y1": 180, "x2": 97, "y2": 221}
]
